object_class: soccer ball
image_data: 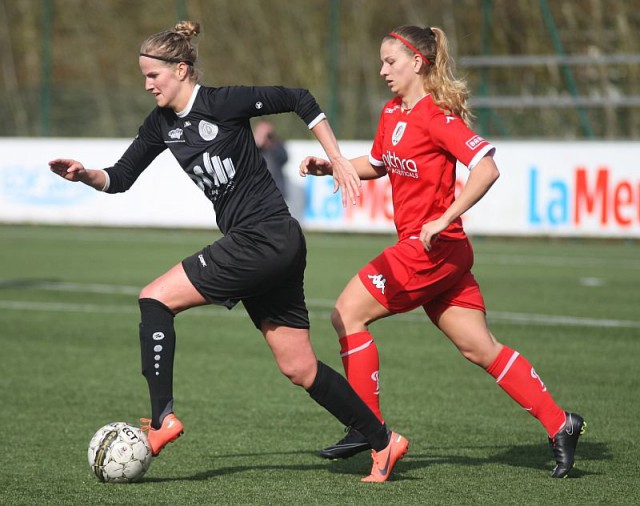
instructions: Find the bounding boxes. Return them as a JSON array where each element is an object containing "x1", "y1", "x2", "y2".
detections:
[{"x1": 88, "y1": 422, "x2": 152, "y2": 483}]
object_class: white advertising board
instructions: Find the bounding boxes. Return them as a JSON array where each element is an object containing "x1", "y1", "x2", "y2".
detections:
[
  {"x1": 1, "y1": 138, "x2": 638, "y2": 238},
  {"x1": 0, "y1": 138, "x2": 214, "y2": 228}
]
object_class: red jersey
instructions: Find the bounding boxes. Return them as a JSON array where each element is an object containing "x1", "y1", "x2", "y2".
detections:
[{"x1": 370, "y1": 95, "x2": 495, "y2": 241}]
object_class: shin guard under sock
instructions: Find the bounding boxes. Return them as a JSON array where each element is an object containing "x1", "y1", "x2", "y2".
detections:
[
  {"x1": 139, "y1": 298, "x2": 176, "y2": 429},
  {"x1": 340, "y1": 331, "x2": 383, "y2": 422},
  {"x1": 486, "y1": 346, "x2": 566, "y2": 436},
  {"x1": 307, "y1": 361, "x2": 388, "y2": 451}
]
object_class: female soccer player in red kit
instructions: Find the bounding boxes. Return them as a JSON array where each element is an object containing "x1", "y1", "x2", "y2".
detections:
[{"x1": 300, "y1": 25, "x2": 585, "y2": 478}]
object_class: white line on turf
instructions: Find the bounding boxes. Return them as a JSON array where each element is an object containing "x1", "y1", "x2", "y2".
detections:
[{"x1": 1, "y1": 299, "x2": 639, "y2": 329}]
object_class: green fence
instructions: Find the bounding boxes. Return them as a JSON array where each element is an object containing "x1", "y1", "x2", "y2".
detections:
[{"x1": 1, "y1": 0, "x2": 639, "y2": 140}]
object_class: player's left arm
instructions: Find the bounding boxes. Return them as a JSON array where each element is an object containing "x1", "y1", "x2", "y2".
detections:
[
  {"x1": 218, "y1": 86, "x2": 361, "y2": 206},
  {"x1": 420, "y1": 155, "x2": 499, "y2": 250},
  {"x1": 219, "y1": 85, "x2": 321, "y2": 121},
  {"x1": 440, "y1": 154, "x2": 499, "y2": 223}
]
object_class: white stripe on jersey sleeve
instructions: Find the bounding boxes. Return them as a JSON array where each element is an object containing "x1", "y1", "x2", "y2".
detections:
[
  {"x1": 307, "y1": 113, "x2": 327, "y2": 129},
  {"x1": 99, "y1": 169, "x2": 111, "y2": 192},
  {"x1": 468, "y1": 145, "x2": 496, "y2": 170},
  {"x1": 368, "y1": 154, "x2": 385, "y2": 167}
]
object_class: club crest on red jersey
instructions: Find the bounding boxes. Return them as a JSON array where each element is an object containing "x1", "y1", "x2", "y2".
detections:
[{"x1": 391, "y1": 122, "x2": 407, "y2": 146}]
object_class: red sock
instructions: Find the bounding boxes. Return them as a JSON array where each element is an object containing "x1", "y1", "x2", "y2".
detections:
[
  {"x1": 486, "y1": 346, "x2": 566, "y2": 437},
  {"x1": 339, "y1": 331, "x2": 383, "y2": 422}
]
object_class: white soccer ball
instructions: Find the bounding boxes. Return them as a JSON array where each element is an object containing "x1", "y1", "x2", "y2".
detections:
[{"x1": 88, "y1": 422, "x2": 152, "y2": 483}]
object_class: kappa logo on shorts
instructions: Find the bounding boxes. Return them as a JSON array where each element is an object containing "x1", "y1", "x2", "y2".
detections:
[{"x1": 368, "y1": 273, "x2": 386, "y2": 294}]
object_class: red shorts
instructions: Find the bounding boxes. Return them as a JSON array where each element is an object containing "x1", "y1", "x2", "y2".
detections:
[{"x1": 358, "y1": 237, "x2": 485, "y2": 322}]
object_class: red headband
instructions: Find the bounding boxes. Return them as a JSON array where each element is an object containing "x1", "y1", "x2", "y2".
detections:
[{"x1": 388, "y1": 32, "x2": 431, "y2": 65}]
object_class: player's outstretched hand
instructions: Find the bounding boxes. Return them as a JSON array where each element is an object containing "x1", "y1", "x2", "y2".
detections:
[
  {"x1": 300, "y1": 155, "x2": 361, "y2": 207},
  {"x1": 299, "y1": 156, "x2": 333, "y2": 177},
  {"x1": 49, "y1": 159, "x2": 87, "y2": 182},
  {"x1": 328, "y1": 155, "x2": 361, "y2": 207}
]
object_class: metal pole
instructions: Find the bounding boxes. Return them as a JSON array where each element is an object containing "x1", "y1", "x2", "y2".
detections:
[
  {"x1": 40, "y1": 0, "x2": 53, "y2": 136},
  {"x1": 477, "y1": 0, "x2": 491, "y2": 135},
  {"x1": 175, "y1": 0, "x2": 188, "y2": 21},
  {"x1": 539, "y1": 0, "x2": 594, "y2": 138},
  {"x1": 327, "y1": 0, "x2": 340, "y2": 133}
]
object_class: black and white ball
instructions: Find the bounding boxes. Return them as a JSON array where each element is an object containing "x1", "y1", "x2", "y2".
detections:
[{"x1": 88, "y1": 422, "x2": 152, "y2": 483}]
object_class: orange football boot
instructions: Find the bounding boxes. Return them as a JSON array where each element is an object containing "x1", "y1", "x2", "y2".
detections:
[
  {"x1": 361, "y1": 431, "x2": 409, "y2": 483},
  {"x1": 140, "y1": 414, "x2": 184, "y2": 456}
]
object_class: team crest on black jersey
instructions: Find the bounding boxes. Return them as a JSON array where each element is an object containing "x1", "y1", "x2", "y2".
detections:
[
  {"x1": 198, "y1": 121, "x2": 219, "y2": 141},
  {"x1": 392, "y1": 122, "x2": 407, "y2": 146}
]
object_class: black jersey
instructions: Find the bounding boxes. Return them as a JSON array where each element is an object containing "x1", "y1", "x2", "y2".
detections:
[{"x1": 104, "y1": 84, "x2": 324, "y2": 234}]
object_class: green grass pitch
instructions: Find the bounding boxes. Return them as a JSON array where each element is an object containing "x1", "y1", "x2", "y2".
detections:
[{"x1": 0, "y1": 224, "x2": 638, "y2": 504}]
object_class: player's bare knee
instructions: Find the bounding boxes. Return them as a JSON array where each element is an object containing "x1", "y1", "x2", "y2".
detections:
[
  {"x1": 331, "y1": 304, "x2": 364, "y2": 334},
  {"x1": 330, "y1": 307, "x2": 346, "y2": 334},
  {"x1": 459, "y1": 347, "x2": 497, "y2": 369},
  {"x1": 139, "y1": 285, "x2": 158, "y2": 300},
  {"x1": 279, "y1": 360, "x2": 315, "y2": 388},
  {"x1": 459, "y1": 347, "x2": 481, "y2": 364}
]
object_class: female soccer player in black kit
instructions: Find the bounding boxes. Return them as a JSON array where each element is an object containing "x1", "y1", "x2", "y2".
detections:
[{"x1": 49, "y1": 21, "x2": 407, "y2": 482}]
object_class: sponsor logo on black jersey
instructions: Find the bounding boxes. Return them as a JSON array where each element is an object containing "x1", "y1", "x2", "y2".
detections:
[
  {"x1": 168, "y1": 128, "x2": 184, "y2": 140},
  {"x1": 190, "y1": 153, "x2": 237, "y2": 202}
]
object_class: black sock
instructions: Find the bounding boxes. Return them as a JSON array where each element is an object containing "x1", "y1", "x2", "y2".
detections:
[
  {"x1": 307, "y1": 361, "x2": 389, "y2": 451},
  {"x1": 139, "y1": 298, "x2": 176, "y2": 429}
]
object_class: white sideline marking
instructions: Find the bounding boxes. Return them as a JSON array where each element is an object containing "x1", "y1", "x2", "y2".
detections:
[
  {"x1": 2, "y1": 280, "x2": 639, "y2": 328},
  {"x1": 1, "y1": 298, "x2": 639, "y2": 329},
  {"x1": 2, "y1": 227, "x2": 638, "y2": 268},
  {"x1": 0, "y1": 281, "x2": 140, "y2": 295},
  {"x1": 475, "y1": 254, "x2": 640, "y2": 270}
]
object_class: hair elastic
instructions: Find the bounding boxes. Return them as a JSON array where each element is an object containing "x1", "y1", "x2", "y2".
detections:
[
  {"x1": 139, "y1": 53, "x2": 194, "y2": 66},
  {"x1": 388, "y1": 33, "x2": 431, "y2": 65}
]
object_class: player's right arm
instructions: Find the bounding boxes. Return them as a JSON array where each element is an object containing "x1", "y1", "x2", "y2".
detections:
[
  {"x1": 49, "y1": 159, "x2": 109, "y2": 191},
  {"x1": 48, "y1": 112, "x2": 165, "y2": 194},
  {"x1": 299, "y1": 155, "x2": 385, "y2": 180}
]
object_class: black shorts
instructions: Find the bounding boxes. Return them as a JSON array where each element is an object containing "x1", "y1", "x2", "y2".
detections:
[{"x1": 182, "y1": 216, "x2": 309, "y2": 330}]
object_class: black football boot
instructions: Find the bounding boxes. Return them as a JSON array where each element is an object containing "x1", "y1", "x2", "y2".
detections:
[{"x1": 549, "y1": 412, "x2": 586, "y2": 478}]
